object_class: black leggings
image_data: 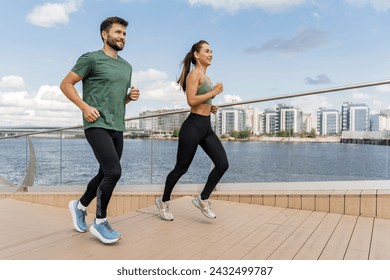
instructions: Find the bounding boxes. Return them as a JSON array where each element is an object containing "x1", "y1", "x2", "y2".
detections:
[
  {"x1": 163, "y1": 113, "x2": 229, "y2": 201},
  {"x1": 80, "y1": 128, "x2": 123, "y2": 218}
]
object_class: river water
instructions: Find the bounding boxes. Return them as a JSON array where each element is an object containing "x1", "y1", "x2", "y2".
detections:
[{"x1": 1, "y1": 137, "x2": 390, "y2": 187}]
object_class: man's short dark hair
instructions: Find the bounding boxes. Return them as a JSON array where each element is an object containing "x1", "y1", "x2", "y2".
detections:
[{"x1": 100, "y1": 16, "x2": 128, "y2": 41}]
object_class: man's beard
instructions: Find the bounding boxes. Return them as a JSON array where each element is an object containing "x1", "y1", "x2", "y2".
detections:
[{"x1": 107, "y1": 35, "x2": 125, "y2": 51}]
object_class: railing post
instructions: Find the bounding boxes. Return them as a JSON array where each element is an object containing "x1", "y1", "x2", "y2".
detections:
[{"x1": 60, "y1": 131, "x2": 63, "y2": 186}]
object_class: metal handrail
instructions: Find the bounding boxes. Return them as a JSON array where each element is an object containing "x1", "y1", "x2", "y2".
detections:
[{"x1": 1, "y1": 79, "x2": 389, "y2": 140}]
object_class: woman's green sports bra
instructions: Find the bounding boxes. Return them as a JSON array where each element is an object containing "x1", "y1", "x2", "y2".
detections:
[{"x1": 196, "y1": 80, "x2": 213, "y2": 105}]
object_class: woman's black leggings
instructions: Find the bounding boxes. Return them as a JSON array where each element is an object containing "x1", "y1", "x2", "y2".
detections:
[
  {"x1": 163, "y1": 113, "x2": 229, "y2": 201},
  {"x1": 80, "y1": 128, "x2": 123, "y2": 218}
]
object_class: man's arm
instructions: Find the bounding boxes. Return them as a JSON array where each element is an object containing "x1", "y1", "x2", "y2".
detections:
[{"x1": 60, "y1": 71, "x2": 100, "y2": 123}]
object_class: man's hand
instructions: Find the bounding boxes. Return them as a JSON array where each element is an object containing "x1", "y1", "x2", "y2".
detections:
[
  {"x1": 127, "y1": 86, "x2": 140, "y2": 102},
  {"x1": 82, "y1": 105, "x2": 100, "y2": 123}
]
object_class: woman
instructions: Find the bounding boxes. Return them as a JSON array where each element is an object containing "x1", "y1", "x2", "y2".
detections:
[{"x1": 155, "y1": 40, "x2": 229, "y2": 220}]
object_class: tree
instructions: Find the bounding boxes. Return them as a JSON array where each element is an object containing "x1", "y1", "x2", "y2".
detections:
[
  {"x1": 229, "y1": 130, "x2": 250, "y2": 139},
  {"x1": 172, "y1": 128, "x2": 179, "y2": 138},
  {"x1": 308, "y1": 128, "x2": 317, "y2": 138},
  {"x1": 229, "y1": 130, "x2": 238, "y2": 138}
]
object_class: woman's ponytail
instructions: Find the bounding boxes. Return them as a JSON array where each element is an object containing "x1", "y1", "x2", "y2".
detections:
[{"x1": 177, "y1": 40, "x2": 209, "y2": 92}]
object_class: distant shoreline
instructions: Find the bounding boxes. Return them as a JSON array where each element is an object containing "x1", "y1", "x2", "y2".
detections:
[
  {"x1": 3, "y1": 133, "x2": 341, "y2": 143},
  {"x1": 244, "y1": 136, "x2": 341, "y2": 143},
  {"x1": 150, "y1": 135, "x2": 342, "y2": 143}
]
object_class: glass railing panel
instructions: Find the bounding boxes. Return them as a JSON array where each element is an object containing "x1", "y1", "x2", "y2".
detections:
[
  {"x1": 59, "y1": 136, "x2": 98, "y2": 186},
  {"x1": 120, "y1": 138, "x2": 153, "y2": 184},
  {"x1": 147, "y1": 138, "x2": 210, "y2": 184},
  {"x1": 2, "y1": 80, "x2": 390, "y2": 187},
  {"x1": 0, "y1": 137, "x2": 27, "y2": 187},
  {"x1": 280, "y1": 90, "x2": 390, "y2": 182}
]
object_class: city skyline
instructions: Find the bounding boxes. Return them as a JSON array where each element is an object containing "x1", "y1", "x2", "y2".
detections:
[{"x1": 129, "y1": 98, "x2": 387, "y2": 137}]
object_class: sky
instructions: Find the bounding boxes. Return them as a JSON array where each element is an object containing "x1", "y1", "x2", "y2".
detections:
[{"x1": 1, "y1": 0, "x2": 390, "y2": 127}]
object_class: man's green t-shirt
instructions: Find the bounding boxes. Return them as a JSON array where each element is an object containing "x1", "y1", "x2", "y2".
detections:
[{"x1": 72, "y1": 50, "x2": 132, "y2": 131}]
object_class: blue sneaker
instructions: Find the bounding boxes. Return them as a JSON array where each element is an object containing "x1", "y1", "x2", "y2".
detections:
[
  {"x1": 90, "y1": 220, "x2": 121, "y2": 244},
  {"x1": 68, "y1": 200, "x2": 88, "y2": 232}
]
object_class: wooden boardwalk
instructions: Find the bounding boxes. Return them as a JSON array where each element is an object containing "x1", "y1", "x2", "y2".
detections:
[{"x1": 1, "y1": 196, "x2": 390, "y2": 260}]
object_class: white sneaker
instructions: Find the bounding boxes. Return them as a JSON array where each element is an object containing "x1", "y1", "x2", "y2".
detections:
[
  {"x1": 192, "y1": 194, "x2": 216, "y2": 219},
  {"x1": 155, "y1": 196, "x2": 174, "y2": 221}
]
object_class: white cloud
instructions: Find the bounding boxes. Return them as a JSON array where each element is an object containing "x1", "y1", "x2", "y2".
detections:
[
  {"x1": 376, "y1": 84, "x2": 390, "y2": 93},
  {"x1": 352, "y1": 91, "x2": 371, "y2": 100},
  {"x1": 345, "y1": 0, "x2": 390, "y2": 11},
  {"x1": 132, "y1": 69, "x2": 186, "y2": 108},
  {"x1": 223, "y1": 95, "x2": 243, "y2": 103},
  {"x1": 0, "y1": 75, "x2": 26, "y2": 90},
  {"x1": 0, "y1": 69, "x2": 186, "y2": 127},
  {"x1": 119, "y1": 0, "x2": 149, "y2": 2},
  {"x1": 133, "y1": 69, "x2": 168, "y2": 83},
  {"x1": 0, "y1": 82, "x2": 79, "y2": 127},
  {"x1": 246, "y1": 28, "x2": 328, "y2": 54},
  {"x1": 26, "y1": 0, "x2": 83, "y2": 28},
  {"x1": 305, "y1": 74, "x2": 332, "y2": 85},
  {"x1": 187, "y1": 0, "x2": 306, "y2": 13}
]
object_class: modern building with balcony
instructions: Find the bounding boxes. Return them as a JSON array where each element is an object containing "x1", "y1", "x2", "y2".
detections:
[
  {"x1": 139, "y1": 109, "x2": 188, "y2": 136},
  {"x1": 341, "y1": 102, "x2": 370, "y2": 132},
  {"x1": 217, "y1": 107, "x2": 245, "y2": 135},
  {"x1": 262, "y1": 108, "x2": 278, "y2": 134},
  {"x1": 317, "y1": 108, "x2": 340, "y2": 135},
  {"x1": 278, "y1": 104, "x2": 303, "y2": 134}
]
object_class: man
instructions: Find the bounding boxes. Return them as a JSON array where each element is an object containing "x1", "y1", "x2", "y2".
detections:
[{"x1": 60, "y1": 16, "x2": 140, "y2": 244}]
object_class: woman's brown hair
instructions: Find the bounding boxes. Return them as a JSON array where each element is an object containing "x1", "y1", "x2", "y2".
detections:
[{"x1": 177, "y1": 40, "x2": 209, "y2": 92}]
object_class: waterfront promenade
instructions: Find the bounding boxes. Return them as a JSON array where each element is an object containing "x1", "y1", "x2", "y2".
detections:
[{"x1": 2, "y1": 182, "x2": 390, "y2": 260}]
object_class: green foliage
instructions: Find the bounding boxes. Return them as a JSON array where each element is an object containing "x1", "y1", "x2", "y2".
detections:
[
  {"x1": 172, "y1": 128, "x2": 179, "y2": 138},
  {"x1": 308, "y1": 128, "x2": 317, "y2": 138},
  {"x1": 229, "y1": 130, "x2": 251, "y2": 139},
  {"x1": 276, "y1": 130, "x2": 294, "y2": 137}
]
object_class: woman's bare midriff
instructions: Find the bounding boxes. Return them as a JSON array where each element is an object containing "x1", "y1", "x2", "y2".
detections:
[{"x1": 190, "y1": 103, "x2": 212, "y2": 116}]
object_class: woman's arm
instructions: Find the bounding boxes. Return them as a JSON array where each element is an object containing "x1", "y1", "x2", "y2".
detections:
[{"x1": 185, "y1": 72, "x2": 222, "y2": 107}]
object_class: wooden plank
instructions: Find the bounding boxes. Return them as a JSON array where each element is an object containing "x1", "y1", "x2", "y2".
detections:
[
  {"x1": 2, "y1": 195, "x2": 388, "y2": 261},
  {"x1": 251, "y1": 195, "x2": 263, "y2": 205},
  {"x1": 218, "y1": 223, "x2": 280, "y2": 259},
  {"x1": 16, "y1": 198, "x2": 195, "y2": 259},
  {"x1": 315, "y1": 191, "x2": 331, "y2": 213},
  {"x1": 275, "y1": 195, "x2": 288, "y2": 208},
  {"x1": 239, "y1": 195, "x2": 251, "y2": 204},
  {"x1": 293, "y1": 213, "x2": 342, "y2": 260},
  {"x1": 191, "y1": 206, "x2": 283, "y2": 259},
  {"x1": 228, "y1": 195, "x2": 240, "y2": 202},
  {"x1": 302, "y1": 193, "x2": 315, "y2": 211},
  {"x1": 369, "y1": 218, "x2": 390, "y2": 260},
  {"x1": 143, "y1": 200, "x2": 257, "y2": 259},
  {"x1": 344, "y1": 216, "x2": 373, "y2": 260},
  {"x1": 329, "y1": 190, "x2": 346, "y2": 214},
  {"x1": 267, "y1": 211, "x2": 325, "y2": 260},
  {"x1": 218, "y1": 208, "x2": 297, "y2": 260},
  {"x1": 319, "y1": 215, "x2": 357, "y2": 260},
  {"x1": 376, "y1": 190, "x2": 390, "y2": 219},
  {"x1": 241, "y1": 209, "x2": 312, "y2": 260},
  {"x1": 345, "y1": 190, "x2": 361, "y2": 216},
  {"x1": 263, "y1": 195, "x2": 275, "y2": 207},
  {"x1": 289, "y1": 194, "x2": 302, "y2": 210},
  {"x1": 360, "y1": 190, "x2": 377, "y2": 217}
]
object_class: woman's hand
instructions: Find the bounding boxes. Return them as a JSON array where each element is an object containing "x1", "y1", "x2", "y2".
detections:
[{"x1": 212, "y1": 82, "x2": 223, "y2": 97}]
